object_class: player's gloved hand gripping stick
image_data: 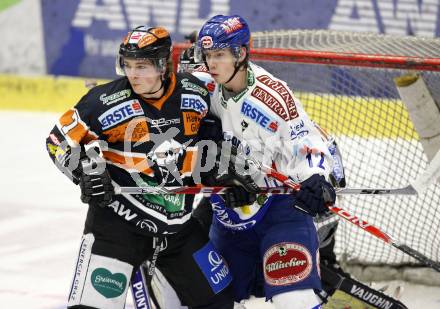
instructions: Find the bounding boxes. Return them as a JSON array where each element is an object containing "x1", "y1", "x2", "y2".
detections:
[{"x1": 77, "y1": 147, "x2": 114, "y2": 208}]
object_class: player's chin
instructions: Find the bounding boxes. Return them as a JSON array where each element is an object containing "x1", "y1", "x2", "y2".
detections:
[
  {"x1": 131, "y1": 85, "x2": 145, "y2": 95},
  {"x1": 133, "y1": 84, "x2": 155, "y2": 95},
  {"x1": 211, "y1": 73, "x2": 225, "y2": 84}
]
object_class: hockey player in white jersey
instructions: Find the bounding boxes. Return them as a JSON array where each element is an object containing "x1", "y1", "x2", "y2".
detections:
[
  {"x1": 196, "y1": 15, "x2": 337, "y2": 309},
  {"x1": 142, "y1": 37, "x2": 408, "y2": 308}
]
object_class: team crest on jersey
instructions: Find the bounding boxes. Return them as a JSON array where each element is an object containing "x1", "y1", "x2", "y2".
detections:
[
  {"x1": 181, "y1": 94, "x2": 208, "y2": 115},
  {"x1": 147, "y1": 138, "x2": 185, "y2": 186},
  {"x1": 240, "y1": 101, "x2": 279, "y2": 132},
  {"x1": 263, "y1": 242, "x2": 312, "y2": 286},
  {"x1": 223, "y1": 132, "x2": 251, "y2": 156},
  {"x1": 98, "y1": 100, "x2": 144, "y2": 129}
]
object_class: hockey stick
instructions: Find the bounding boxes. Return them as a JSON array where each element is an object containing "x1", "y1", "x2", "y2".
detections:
[
  {"x1": 249, "y1": 155, "x2": 440, "y2": 272},
  {"x1": 113, "y1": 185, "x2": 417, "y2": 195},
  {"x1": 320, "y1": 264, "x2": 408, "y2": 309},
  {"x1": 114, "y1": 185, "x2": 296, "y2": 195},
  {"x1": 249, "y1": 147, "x2": 440, "y2": 197},
  {"x1": 114, "y1": 146, "x2": 440, "y2": 196},
  {"x1": 115, "y1": 152, "x2": 440, "y2": 269}
]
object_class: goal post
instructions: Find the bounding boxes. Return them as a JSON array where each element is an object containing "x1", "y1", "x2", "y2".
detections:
[{"x1": 171, "y1": 30, "x2": 440, "y2": 283}]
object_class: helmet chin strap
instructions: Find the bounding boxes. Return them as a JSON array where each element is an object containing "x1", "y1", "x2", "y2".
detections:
[
  {"x1": 224, "y1": 48, "x2": 247, "y2": 86},
  {"x1": 142, "y1": 79, "x2": 164, "y2": 96},
  {"x1": 202, "y1": 48, "x2": 247, "y2": 87},
  {"x1": 224, "y1": 60, "x2": 243, "y2": 85},
  {"x1": 141, "y1": 69, "x2": 166, "y2": 98}
]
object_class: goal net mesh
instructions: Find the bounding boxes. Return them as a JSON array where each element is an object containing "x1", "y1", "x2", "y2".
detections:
[{"x1": 250, "y1": 30, "x2": 440, "y2": 269}]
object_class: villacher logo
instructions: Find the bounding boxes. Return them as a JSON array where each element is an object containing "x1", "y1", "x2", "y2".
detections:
[{"x1": 263, "y1": 242, "x2": 312, "y2": 286}]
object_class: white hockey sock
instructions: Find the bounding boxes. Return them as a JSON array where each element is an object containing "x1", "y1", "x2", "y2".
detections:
[{"x1": 272, "y1": 289, "x2": 321, "y2": 309}]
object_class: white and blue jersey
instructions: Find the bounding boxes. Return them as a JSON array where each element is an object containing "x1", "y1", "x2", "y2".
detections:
[{"x1": 194, "y1": 63, "x2": 334, "y2": 231}]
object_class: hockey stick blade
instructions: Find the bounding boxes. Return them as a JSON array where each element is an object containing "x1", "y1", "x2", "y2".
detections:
[
  {"x1": 321, "y1": 147, "x2": 440, "y2": 196},
  {"x1": 411, "y1": 147, "x2": 440, "y2": 194},
  {"x1": 335, "y1": 185, "x2": 417, "y2": 195}
]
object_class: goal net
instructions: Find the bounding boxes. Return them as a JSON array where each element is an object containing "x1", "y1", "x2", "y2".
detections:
[
  {"x1": 249, "y1": 30, "x2": 440, "y2": 278},
  {"x1": 171, "y1": 30, "x2": 440, "y2": 281}
]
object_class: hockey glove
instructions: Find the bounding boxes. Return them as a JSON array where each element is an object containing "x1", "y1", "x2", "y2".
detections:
[
  {"x1": 203, "y1": 164, "x2": 258, "y2": 208},
  {"x1": 78, "y1": 148, "x2": 114, "y2": 208},
  {"x1": 222, "y1": 184, "x2": 257, "y2": 208},
  {"x1": 197, "y1": 115, "x2": 223, "y2": 143},
  {"x1": 295, "y1": 174, "x2": 336, "y2": 216},
  {"x1": 221, "y1": 165, "x2": 259, "y2": 208}
]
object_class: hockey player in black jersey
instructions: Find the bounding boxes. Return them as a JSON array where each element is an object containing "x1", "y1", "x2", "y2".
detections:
[{"x1": 45, "y1": 25, "x2": 234, "y2": 309}]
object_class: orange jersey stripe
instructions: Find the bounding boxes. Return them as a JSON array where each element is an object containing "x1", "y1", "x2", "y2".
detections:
[
  {"x1": 180, "y1": 149, "x2": 197, "y2": 174},
  {"x1": 102, "y1": 150, "x2": 153, "y2": 175},
  {"x1": 59, "y1": 109, "x2": 91, "y2": 144},
  {"x1": 141, "y1": 73, "x2": 176, "y2": 110},
  {"x1": 102, "y1": 119, "x2": 150, "y2": 143}
]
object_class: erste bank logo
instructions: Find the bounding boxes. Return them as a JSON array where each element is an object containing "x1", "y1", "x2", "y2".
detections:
[{"x1": 99, "y1": 100, "x2": 144, "y2": 129}]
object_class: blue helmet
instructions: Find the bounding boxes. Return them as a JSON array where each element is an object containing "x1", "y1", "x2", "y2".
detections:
[{"x1": 198, "y1": 14, "x2": 250, "y2": 56}]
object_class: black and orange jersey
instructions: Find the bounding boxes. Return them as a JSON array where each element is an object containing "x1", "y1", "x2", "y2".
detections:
[{"x1": 46, "y1": 72, "x2": 211, "y2": 235}]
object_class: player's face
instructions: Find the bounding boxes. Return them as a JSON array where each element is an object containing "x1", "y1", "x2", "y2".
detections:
[
  {"x1": 124, "y1": 58, "x2": 162, "y2": 95},
  {"x1": 204, "y1": 49, "x2": 236, "y2": 84}
]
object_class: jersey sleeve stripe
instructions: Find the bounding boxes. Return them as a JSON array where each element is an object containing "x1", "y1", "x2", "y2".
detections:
[
  {"x1": 180, "y1": 149, "x2": 197, "y2": 174},
  {"x1": 57, "y1": 109, "x2": 93, "y2": 146}
]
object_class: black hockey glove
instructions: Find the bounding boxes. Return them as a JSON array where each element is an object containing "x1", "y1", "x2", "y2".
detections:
[
  {"x1": 198, "y1": 121, "x2": 259, "y2": 208},
  {"x1": 203, "y1": 164, "x2": 259, "y2": 208},
  {"x1": 220, "y1": 174, "x2": 258, "y2": 208},
  {"x1": 78, "y1": 148, "x2": 114, "y2": 208},
  {"x1": 295, "y1": 174, "x2": 336, "y2": 216},
  {"x1": 197, "y1": 115, "x2": 223, "y2": 143}
]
